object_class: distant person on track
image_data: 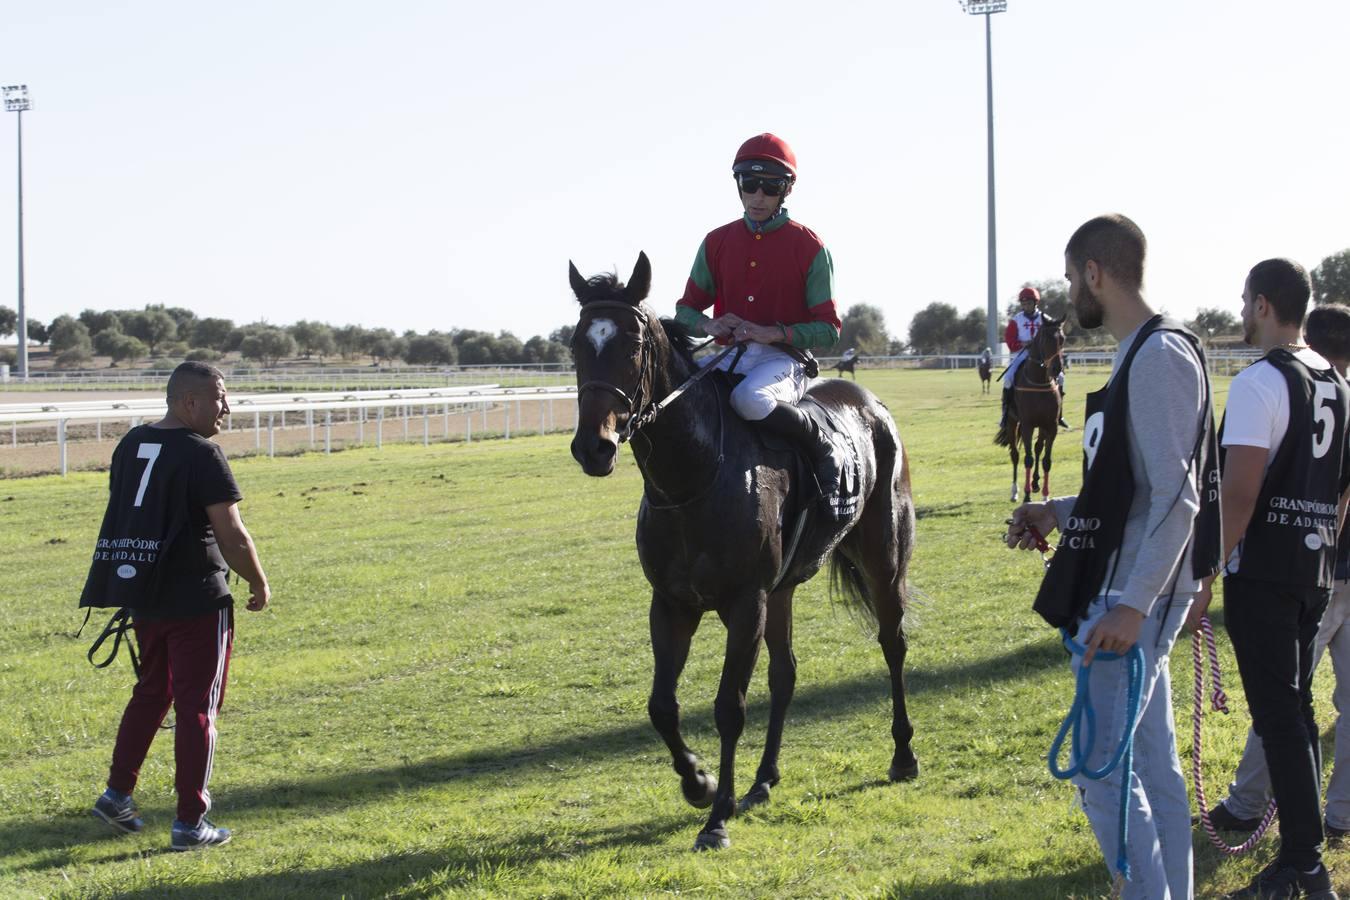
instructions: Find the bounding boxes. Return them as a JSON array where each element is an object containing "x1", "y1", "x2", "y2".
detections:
[
  {"x1": 1187, "y1": 260, "x2": 1350, "y2": 900},
  {"x1": 674, "y1": 132, "x2": 851, "y2": 517},
  {"x1": 1007, "y1": 214, "x2": 1221, "y2": 898},
  {"x1": 83, "y1": 361, "x2": 270, "y2": 852}
]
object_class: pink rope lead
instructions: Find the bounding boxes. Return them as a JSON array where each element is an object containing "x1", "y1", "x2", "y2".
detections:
[{"x1": 1191, "y1": 614, "x2": 1278, "y2": 854}]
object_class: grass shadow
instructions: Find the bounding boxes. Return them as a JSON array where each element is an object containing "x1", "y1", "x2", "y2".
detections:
[
  {"x1": 0, "y1": 637, "x2": 1067, "y2": 867},
  {"x1": 885, "y1": 861, "x2": 1109, "y2": 899},
  {"x1": 108, "y1": 814, "x2": 695, "y2": 900}
]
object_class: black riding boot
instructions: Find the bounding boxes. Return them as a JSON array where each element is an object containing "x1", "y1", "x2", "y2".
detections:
[
  {"x1": 999, "y1": 387, "x2": 1013, "y2": 429},
  {"x1": 759, "y1": 401, "x2": 846, "y2": 519}
]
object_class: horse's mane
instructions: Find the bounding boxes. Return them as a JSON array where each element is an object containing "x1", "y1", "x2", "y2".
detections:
[
  {"x1": 575, "y1": 271, "x2": 625, "y2": 304},
  {"x1": 660, "y1": 317, "x2": 700, "y2": 368}
]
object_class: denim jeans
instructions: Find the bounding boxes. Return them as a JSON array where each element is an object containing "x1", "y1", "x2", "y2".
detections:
[
  {"x1": 1223, "y1": 579, "x2": 1350, "y2": 830},
  {"x1": 1224, "y1": 576, "x2": 1330, "y2": 870},
  {"x1": 1071, "y1": 593, "x2": 1193, "y2": 900}
]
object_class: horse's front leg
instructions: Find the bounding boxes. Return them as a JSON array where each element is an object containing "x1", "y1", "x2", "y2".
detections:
[
  {"x1": 1031, "y1": 433, "x2": 1045, "y2": 494},
  {"x1": 1042, "y1": 434, "x2": 1055, "y2": 499},
  {"x1": 739, "y1": 587, "x2": 797, "y2": 814},
  {"x1": 1021, "y1": 426, "x2": 1035, "y2": 503},
  {"x1": 695, "y1": 597, "x2": 766, "y2": 851},
  {"x1": 647, "y1": 594, "x2": 716, "y2": 809}
]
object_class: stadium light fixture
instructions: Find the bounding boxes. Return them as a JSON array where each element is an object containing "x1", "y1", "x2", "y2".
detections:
[
  {"x1": 3, "y1": 84, "x2": 30, "y2": 380},
  {"x1": 958, "y1": 2, "x2": 1006, "y2": 359}
]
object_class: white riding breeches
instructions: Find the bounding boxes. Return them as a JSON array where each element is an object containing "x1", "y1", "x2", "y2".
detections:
[
  {"x1": 1003, "y1": 348, "x2": 1029, "y2": 389},
  {"x1": 705, "y1": 342, "x2": 810, "y2": 421}
]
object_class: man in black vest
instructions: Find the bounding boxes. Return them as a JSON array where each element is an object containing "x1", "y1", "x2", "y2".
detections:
[
  {"x1": 1188, "y1": 259, "x2": 1350, "y2": 899},
  {"x1": 1202, "y1": 303, "x2": 1350, "y2": 853},
  {"x1": 85, "y1": 362, "x2": 271, "y2": 852},
  {"x1": 1007, "y1": 214, "x2": 1221, "y2": 898}
]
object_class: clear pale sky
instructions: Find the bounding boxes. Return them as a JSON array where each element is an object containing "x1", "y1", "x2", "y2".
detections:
[{"x1": 0, "y1": 0, "x2": 1346, "y2": 343}]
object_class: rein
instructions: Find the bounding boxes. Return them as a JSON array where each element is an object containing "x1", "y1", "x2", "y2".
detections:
[{"x1": 1016, "y1": 335, "x2": 1064, "y2": 391}]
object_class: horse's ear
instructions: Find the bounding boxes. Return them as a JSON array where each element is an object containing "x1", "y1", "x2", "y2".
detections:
[
  {"x1": 568, "y1": 261, "x2": 588, "y2": 302},
  {"x1": 626, "y1": 252, "x2": 651, "y2": 304}
]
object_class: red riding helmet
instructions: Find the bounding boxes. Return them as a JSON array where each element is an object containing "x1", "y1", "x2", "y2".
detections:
[
  {"x1": 1017, "y1": 286, "x2": 1040, "y2": 303},
  {"x1": 732, "y1": 133, "x2": 797, "y2": 179}
]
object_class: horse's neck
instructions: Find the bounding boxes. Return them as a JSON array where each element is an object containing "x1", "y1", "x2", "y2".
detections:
[{"x1": 630, "y1": 353, "x2": 722, "y2": 502}]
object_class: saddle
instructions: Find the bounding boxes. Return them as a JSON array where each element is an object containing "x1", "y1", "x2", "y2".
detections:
[{"x1": 715, "y1": 369, "x2": 862, "y2": 516}]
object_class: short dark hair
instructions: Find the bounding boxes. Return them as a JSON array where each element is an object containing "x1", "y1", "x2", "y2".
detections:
[
  {"x1": 1306, "y1": 304, "x2": 1350, "y2": 361},
  {"x1": 1065, "y1": 214, "x2": 1147, "y2": 290},
  {"x1": 1248, "y1": 258, "x2": 1311, "y2": 327},
  {"x1": 166, "y1": 361, "x2": 224, "y2": 401}
]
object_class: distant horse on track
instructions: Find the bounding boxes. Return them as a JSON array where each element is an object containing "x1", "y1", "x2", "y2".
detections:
[
  {"x1": 994, "y1": 317, "x2": 1064, "y2": 502},
  {"x1": 834, "y1": 348, "x2": 859, "y2": 379},
  {"x1": 568, "y1": 252, "x2": 918, "y2": 852},
  {"x1": 977, "y1": 354, "x2": 992, "y2": 394}
]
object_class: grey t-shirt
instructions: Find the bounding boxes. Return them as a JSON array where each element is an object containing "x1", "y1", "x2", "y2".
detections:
[{"x1": 1050, "y1": 321, "x2": 1208, "y2": 615}]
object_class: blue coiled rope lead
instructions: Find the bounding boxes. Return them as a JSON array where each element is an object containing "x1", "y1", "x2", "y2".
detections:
[{"x1": 1048, "y1": 627, "x2": 1146, "y2": 883}]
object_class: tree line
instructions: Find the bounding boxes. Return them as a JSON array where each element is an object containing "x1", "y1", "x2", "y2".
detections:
[
  {"x1": 0, "y1": 305, "x2": 576, "y2": 369},
  {"x1": 1, "y1": 250, "x2": 1346, "y2": 368},
  {"x1": 903, "y1": 248, "x2": 1350, "y2": 354}
]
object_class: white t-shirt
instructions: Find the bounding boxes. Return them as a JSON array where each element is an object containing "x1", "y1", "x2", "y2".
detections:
[
  {"x1": 1222, "y1": 346, "x2": 1331, "y2": 570},
  {"x1": 1222, "y1": 347, "x2": 1331, "y2": 464}
]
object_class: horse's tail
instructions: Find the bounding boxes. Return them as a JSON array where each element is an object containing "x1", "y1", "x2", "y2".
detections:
[
  {"x1": 829, "y1": 551, "x2": 880, "y2": 631},
  {"x1": 994, "y1": 424, "x2": 1012, "y2": 447}
]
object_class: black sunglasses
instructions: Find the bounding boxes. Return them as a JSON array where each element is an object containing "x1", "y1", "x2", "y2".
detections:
[{"x1": 736, "y1": 174, "x2": 789, "y2": 197}]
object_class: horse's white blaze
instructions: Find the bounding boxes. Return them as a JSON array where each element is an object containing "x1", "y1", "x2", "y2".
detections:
[{"x1": 587, "y1": 319, "x2": 618, "y2": 354}]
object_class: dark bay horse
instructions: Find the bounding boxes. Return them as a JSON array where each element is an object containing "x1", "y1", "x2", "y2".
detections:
[
  {"x1": 568, "y1": 253, "x2": 917, "y2": 852},
  {"x1": 834, "y1": 348, "x2": 859, "y2": 379},
  {"x1": 977, "y1": 354, "x2": 992, "y2": 394},
  {"x1": 994, "y1": 316, "x2": 1063, "y2": 502}
]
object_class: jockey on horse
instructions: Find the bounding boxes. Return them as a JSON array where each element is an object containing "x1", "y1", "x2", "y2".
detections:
[
  {"x1": 999, "y1": 285, "x2": 1070, "y2": 429},
  {"x1": 999, "y1": 286, "x2": 1045, "y2": 429},
  {"x1": 673, "y1": 132, "x2": 850, "y2": 518}
]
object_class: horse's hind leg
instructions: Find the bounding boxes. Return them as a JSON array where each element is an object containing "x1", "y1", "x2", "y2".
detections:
[
  {"x1": 848, "y1": 437, "x2": 918, "y2": 781},
  {"x1": 647, "y1": 594, "x2": 717, "y2": 810},
  {"x1": 739, "y1": 587, "x2": 797, "y2": 814},
  {"x1": 1008, "y1": 427, "x2": 1020, "y2": 503}
]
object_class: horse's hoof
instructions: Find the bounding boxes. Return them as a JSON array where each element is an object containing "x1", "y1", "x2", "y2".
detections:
[
  {"x1": 737, "y1": 782, "x2": 772, "y2": 814},
  {"x1": 889, "y1": 760, "x2": 920, "y2": 782},
  {"x1": 681, "y1": 771, "x2": 718, "y2": 809},
  {"x1": 693, "y1": 828, "x2": 730, "y2": 851}
]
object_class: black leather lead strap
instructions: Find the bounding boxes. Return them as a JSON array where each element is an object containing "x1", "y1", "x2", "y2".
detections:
[{"x1": 86, "y1": 608, "x2": 141, "y2": 679}]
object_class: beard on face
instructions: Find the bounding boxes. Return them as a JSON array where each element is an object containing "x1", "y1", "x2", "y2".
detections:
[{"x1": 1072, "y1": 282, "x2": 1104, "y2": 330}]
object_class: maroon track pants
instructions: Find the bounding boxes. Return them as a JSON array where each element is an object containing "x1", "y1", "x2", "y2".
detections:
[{"x1": 106, "y1": 607, "x2": 233, "y2": 825}]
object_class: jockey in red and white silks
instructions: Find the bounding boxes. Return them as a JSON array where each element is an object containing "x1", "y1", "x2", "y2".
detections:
[{"x1": 1003, "y1": 287, "x2": 1044, "y2": 389}]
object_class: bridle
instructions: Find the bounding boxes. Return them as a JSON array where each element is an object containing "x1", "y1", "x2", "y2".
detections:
[
  {"x1": 1017, "y1": 325, "x2": 1065, "y2": 391},
  {"x1": 575, "y1": 300, "x2": 737, "y2": 443}
]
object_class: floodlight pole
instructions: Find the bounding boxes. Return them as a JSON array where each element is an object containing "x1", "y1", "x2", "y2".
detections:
[
  {"x1": 3, "y1": 85, "x2": 30, "y2": 380},
  {"x1": 960, "y1": 2, "x2": 1006, "y2": 359}
]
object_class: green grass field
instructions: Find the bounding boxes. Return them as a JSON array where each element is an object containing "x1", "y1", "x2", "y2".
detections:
[{"x1": 0, "y1": 369, "x2": 1342, "y2": 898}]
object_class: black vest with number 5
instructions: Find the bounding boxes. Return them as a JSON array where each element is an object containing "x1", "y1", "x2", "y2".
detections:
[
  {"x1": 1033, "y1": 317, "x2": 1222, "y2": 628},
  {"x1": 1222, "y1": 348, "x2": 1350, "y2": 589}
]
